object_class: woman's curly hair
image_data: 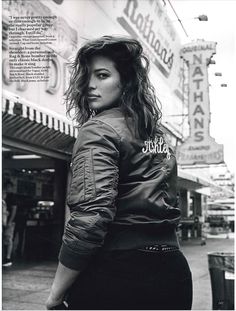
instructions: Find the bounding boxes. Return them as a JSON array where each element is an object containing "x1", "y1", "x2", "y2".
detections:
[{"x1": 65, "y1": 35, "x2": 162, "y2": 140}]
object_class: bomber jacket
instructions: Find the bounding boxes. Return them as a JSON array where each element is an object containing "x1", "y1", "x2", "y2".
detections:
[{"x1": 59, "y1": 107, "x2": 181, "y2": 270}]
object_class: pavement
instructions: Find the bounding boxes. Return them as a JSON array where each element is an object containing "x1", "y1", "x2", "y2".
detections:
[
  {"x1": 1, "y1": 233, "x2": 234, "y2": 310},
  {"x1": 180, "y1": 233, "x2": 234, "y2": 310}
]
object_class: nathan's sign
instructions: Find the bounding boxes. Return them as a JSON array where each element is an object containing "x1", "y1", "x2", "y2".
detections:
[
  {"x1": 177, "y1": 40, "x2": 224, "y2": 165},
  {"x1": 95, "y1": 0, "x2": 183, "y2": 100},
  {"x1": 117, "y1": 0, "x2": 174, "y2": 78}
]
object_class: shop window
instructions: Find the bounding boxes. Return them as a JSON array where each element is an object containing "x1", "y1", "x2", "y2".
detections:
[
  {"x1": 17, "y1": 180, "x2": 36, "y2": 196},
  {"x1": 42, "y1": 183, "x2": 54, "y2": 200}
]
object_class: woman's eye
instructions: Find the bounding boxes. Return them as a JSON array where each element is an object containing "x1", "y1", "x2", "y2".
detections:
[{"x1": 97, "y1": 73, "x2": 108, "y2": 79}]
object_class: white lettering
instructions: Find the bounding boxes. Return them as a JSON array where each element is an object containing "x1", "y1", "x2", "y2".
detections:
[{"x1": 142, "y1": 137, "x2": 171, "y2": 159}]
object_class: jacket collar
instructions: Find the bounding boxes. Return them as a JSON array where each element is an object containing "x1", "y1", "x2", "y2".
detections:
[{"x1": 95, "y1": 106, "x2": 123, "y2": 118}]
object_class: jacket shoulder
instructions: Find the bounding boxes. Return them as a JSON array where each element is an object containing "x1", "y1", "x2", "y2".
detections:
[
  {"x1": 93, "y1": 108, "x2": 131, "y2": 138},
  {"x1": 73, "y1": 117, "x2": 122, "y2": 157}
]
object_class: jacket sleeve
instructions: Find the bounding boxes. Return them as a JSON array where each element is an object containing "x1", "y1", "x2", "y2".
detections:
[{"x1": 59, "y1": 119, "x2": 120, "y2": 270}]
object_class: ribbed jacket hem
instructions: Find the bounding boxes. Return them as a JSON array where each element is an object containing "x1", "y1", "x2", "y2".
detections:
[{"x1": 59, "y1": 242, "x2": 91, "y2": 271}]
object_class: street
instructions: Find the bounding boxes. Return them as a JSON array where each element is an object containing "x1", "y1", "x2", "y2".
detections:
[{"x1": 2, "y1": 235, "x2": 234, "y2": 310}]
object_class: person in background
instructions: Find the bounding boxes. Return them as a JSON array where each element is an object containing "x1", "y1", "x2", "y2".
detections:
[
  {"x1": 2, "y1": 180, "x2": 17, "y2": 267},
  {"x1": 13, "y1": 196, "x2": 29, "y2": 258},
  {"x1": 46, "y1": 35, "x2": 192, "y2": 310}
]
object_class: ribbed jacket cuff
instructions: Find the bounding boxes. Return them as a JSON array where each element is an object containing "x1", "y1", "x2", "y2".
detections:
[{"x1": 58, "y1": 242, "x2": 90, "y2": 271}]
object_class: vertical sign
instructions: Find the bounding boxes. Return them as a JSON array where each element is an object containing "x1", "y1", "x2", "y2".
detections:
[{"x1": 176, "y1": 40, "x2": 224, "y2": 165}]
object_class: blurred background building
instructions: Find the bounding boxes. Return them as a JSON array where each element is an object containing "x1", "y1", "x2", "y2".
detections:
[{"x1": 2, "y1": 0, "x2": 234, "y2": 262}]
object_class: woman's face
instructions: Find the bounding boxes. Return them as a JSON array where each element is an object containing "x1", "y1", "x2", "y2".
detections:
[{"x1": 87, "y1": 55, "x2": 122, "y2": 112}]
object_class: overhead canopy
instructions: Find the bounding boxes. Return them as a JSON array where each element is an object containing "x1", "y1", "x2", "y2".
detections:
[
  {"x1": 177, "y1": 167, "x2": 211, "y2": 190},
  {"x1": 2, "y1": 91, "x2": 77, "y2": 160}
]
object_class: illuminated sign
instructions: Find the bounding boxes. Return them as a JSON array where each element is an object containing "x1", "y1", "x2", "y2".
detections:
[{"x1": 177, "y1": 40, "x2": 224, "y2": 165}]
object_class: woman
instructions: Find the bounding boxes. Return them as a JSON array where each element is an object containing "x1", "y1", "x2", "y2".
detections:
[{"x1": 46, "y1": 36, "x2": 192, "y2": 310}]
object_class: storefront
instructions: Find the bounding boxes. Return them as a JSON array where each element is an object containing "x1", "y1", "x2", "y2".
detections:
[
  {"x1": 2, "y1": 90, "x2": 76, "y2": 260},
  {"x1": 177, "y1": 169, "x2": 210, "y2": 240},
  {"x1": 2, "y1": 0, "x2": 78, "y2": 260},
  {"x1": 2, "y1": 147, "x2": 67, "y2": 260}
]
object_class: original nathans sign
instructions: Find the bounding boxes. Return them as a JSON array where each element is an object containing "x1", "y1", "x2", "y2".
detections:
[
  {"x1": 96, "y1": 0, "x2": 183, "y2": 99},
  {"x1": 176, "y1": 40, "x2": 224, "y2": 165}
]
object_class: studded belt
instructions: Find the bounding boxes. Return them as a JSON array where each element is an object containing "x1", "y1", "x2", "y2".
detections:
[{"x1": 138, "y1": 244, "x2": 179, "y2": 253}]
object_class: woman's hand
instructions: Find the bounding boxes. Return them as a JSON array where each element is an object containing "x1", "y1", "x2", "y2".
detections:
[
  {"x1": 46, "y1": 262, "x2": 80, "y2": 309},
  {"x1": 46, "y1": 290, "x2": 64, "y2": 310}
]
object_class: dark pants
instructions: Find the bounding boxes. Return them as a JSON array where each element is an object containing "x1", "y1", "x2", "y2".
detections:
[{"x1": 67, "y1": 249, "x2": 193, "y2": 310}]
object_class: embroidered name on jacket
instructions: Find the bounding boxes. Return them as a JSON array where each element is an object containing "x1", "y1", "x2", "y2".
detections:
[{"x1": 142, "y1": 137, "x2": 171, "y2": 159}]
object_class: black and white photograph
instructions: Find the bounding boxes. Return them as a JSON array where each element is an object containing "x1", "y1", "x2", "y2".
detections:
[{"x1": 1, "y1": 0, "x2": 235, "y2": 310}]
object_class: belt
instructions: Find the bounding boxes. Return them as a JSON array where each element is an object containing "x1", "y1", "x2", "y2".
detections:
[{"x1": 138, "y1": 244, "x2": 179, "y2": 253}]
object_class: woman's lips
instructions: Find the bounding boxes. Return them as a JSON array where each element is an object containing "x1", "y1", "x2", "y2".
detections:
[
  {"x1": 88, "y1": 94, "x2": 100, "y2": 97},
  {"x1": 87, "y1": 94, "x2": 100, "y2": 100}
]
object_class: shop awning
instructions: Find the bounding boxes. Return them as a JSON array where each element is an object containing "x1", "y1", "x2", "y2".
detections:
[
  {"x1": 177, "y1": 167, "x2": 211, "y2": 190},
  {"x1": 2, "y1": 91, "x2": 78, "y2": 160}
]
